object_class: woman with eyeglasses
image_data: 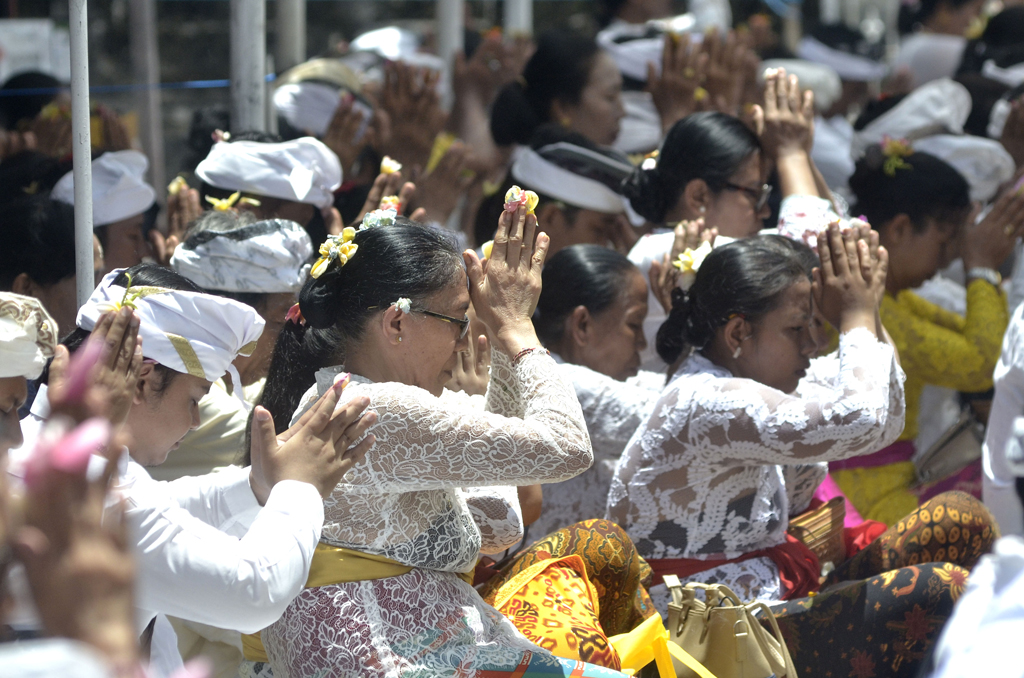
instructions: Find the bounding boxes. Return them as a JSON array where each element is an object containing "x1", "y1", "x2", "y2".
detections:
[
  {"x1": 252, "y1": 210, "x2": 654, "y2": 677},
  {"x1": 625, "y1": 69, "x2": 837, "y2": 369}
]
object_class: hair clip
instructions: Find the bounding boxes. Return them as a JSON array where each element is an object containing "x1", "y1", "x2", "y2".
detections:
[
  {"x1": 285, "y1": 303, "x2": 306, "y2": 326},
  {"x1": 504, "y1": 185, "x2": 539, "y2": 215},
  {"x1": 360, "y1": 208, "x2": 398, "y2": 230},
  {"x1": 393, "y1": 298, "x2": 412, "y2": 314},
  {"x1": 672, "y1": 241, "x2": 713, "y2": 291},
  {"x1": 311, "y1": 227, "x2": 358, "y2": 279},
  {"x1": 205, "y1": 191, "x2": 261, "y2": 211},
  {"x1": 880, "y1": 135, "x2": 914, "y2": 177},
  {"x1": 380, "y1": 156, "x2": 402, "y2": 175}
]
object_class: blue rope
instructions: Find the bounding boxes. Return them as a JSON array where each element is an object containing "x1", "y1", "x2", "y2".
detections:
[{"x1": 0, "y1": 73, "x2": 276, "y2": 97}]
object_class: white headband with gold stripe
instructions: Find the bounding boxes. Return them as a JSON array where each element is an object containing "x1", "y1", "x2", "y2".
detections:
[{"x1": 76, "y1": 269, "x2": 265, "y2": 381}]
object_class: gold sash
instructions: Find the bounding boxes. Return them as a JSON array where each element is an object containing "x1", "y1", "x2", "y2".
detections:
[{"x1": 241, "y1": 543, "x2": 474, "y2": 662}]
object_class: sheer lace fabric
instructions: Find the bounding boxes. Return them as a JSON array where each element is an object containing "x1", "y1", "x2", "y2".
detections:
[
  {"x1": 607, "y1": 329, "x2": 905, "y2": 579},
  {"x1": 529, "y1": 362, "x2": 663, "y2": 541},
  {"x1": 265, "y1": 349, "x2": 595, "y2": 677}
]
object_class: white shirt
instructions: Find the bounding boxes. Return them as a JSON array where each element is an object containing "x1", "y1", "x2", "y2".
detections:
[
  {"x1": 893, "y1": 33, "x2": 967, "y2": 89},
  {"x1": 930, "y1": 536, "x2": 1024, "y2": 678},
  {"x1": 984, "y1": 303, "x2": 1024, "y2": 536}
]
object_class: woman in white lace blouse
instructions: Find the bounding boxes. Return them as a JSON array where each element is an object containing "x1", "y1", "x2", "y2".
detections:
[
  {"x1": 252, "y1": 208, "x2": 642, "y2": 677},
  {"x1": 529, "y1": 244, "x2": 663, "y2": 539},
  {"x1": 608, "y1": 227, "x2": 998, "y2": 678}
]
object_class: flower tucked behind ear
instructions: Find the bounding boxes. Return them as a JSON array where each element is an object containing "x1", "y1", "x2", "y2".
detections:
[
  {"x1": 504, "y1": 185, "x2": 539, "y2": 215},
  {"x1": 393, "y1": 298, "x2": 412, "y2": 314},
  {"x1": 285, "y1": 303, "x2": 306, "y2": 326},
  {"x1": 360, "y1": 208, "x2": 398, "y2": 230},
  {"x1": 205, "y1": 191, "x2": 262, "y2": 211},
  {"x1": 311, "y1": 227, "x2": 358, "y2": 279},
  {"x1": 880, "y1": 135, "x2": 914, "y2": 177},
  {"x1": 380, "y1": 156, "x2": 402, "y2": 174},
  {"x1": 673, "y1": 241, "x2": 713, "y2": 291}
]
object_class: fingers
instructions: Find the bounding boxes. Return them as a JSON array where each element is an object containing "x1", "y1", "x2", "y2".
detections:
[
  {"x1": 787, "y1": 74, "x2": 800, "y2": 114},
  {"x1": 532, "y1": 231, "x2": 550, "y2": 273},
  {"x1": 817, "y1": 228, "x2": 836, "y2": 281},
  {"x1": 339, "y1": 433, "x2": 375, "y2": 468},
  {"x1": 475, "y1": 334, "x2": 491, "y2": 373},
  {"x1": 520, "y1": 210, "x2": 538, "y2": 270},
  {"x1": 750, "y1": 104, "x2": 764, "y2": 137},
  {"x1": 464, "y1": 250, "x2": 484, "y2": 292},
  {"x1": 491, "y1": 208, "x2": 511, "y2": 263},
  {"x1": 801, "y1": 89, "x2": 814, "y2": 122},
  {"x1": 307, "y1": 381, "x2": 346, "y2": 436},
  {"x1": 505, "y1": 205, "x2": 527, "y2": 269},
  {"x1": 249, "y1": 406, "x2": 276, "y2": 466},
  {"x1": 332, "y1": 407, "x2": 377, "y2": 449},
  {"x1": 763, "y1": 71, "x2": 778, "y2": 117},
  {"x1": 841, "y1": 228, "x2": 863, "y2": 281}
]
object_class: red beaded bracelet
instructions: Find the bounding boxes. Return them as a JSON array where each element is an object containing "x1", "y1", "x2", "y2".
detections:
[{"x1": 512, "y1": 347, "x2": 550, "y2": 365}]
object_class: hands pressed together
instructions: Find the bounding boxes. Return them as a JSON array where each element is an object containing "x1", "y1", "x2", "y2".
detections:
[{"x1": 813, "y1": 222, "x2": 888, "y2": 338}]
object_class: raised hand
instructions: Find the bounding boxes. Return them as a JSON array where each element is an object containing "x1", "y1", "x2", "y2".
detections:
[
  {"x1": 813, "y1": 223, "x2": 881, "y2": 336},
  {"x1": 463, "y1": 205, "x2": 549, "y2": 356},
  {"x1": 647, "y1": 32, "x2": 708, "y2": 133},
  {"x1": 97, "y1": 106, "x2": 132, "y2": 152},
  {"x1": 752, "y1": 68, "x2": 817, "y2": 197},
  {"x1": 380, "y1": 62, "x2": 449, "y2": 169},
  {"x1": 411, "y1": 141, "x2": 475, "y2": 224},
  {"x1": 248, "y1": 377, "x2": 377, "y2": 503},
  {"x1": 962, "y1": 187, "x2": 1024, "y2": 271},
  {"x1": 15, "y1": 442, "x2": 138, "y2": 667},
  {"x1": 447, "y1": 332, "x2": 491, "y2": 397},
  {"x1": 322, "y1": 94, "x2": 370, "y2": 179},
  {"x1": 1000, "y1": 95, "x2": 1024, "y2": 169},
  {"x1": 701, "y1": 29, "x2": 748, "y2": 116},
  {"x1": 48, "y1": 308, "x2": 143, "y2": 429}
]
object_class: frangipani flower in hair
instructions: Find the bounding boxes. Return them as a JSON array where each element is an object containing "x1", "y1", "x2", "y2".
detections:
[
  {"x1": 504, "y1": 185, "x2": 539, "y2": 215},
  {"x1": 361, "y1": 208, "x2": 397, "y2": 230},
  {"x1": 672, "y1": 241, "x2": 713, "y2": 291},
  {"x1": 311, "y1": 227, "x2": 358, "y2": 279},
  {"x1": 393, "y1": 298, "x2": 412, "y2": 314}
]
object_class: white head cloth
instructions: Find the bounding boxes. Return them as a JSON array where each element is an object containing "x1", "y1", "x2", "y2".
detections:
[
  {"x1": 0, "y1": 292, "x2": 57, "y2": 379},
  {"x1": 761, "y1": 59, "x2": 842, "y2": 112},
  {"x1": 989, "y1": 98, "x2": 1012, "y2": 139},
  {"x1": 195, "y1": 138, "x2": 342, "y2": 210},
  {"x1": 170, "y1": 219, "x2": 313, "y2": 294},
  {"x1": 796, "y1": 36, "x2": 889, "y2": 82},
  {"x1": 851, "y1": 78, "x2": 972, "y2": 159},
  {"x1": 76, "y1": 269, "x2": 265, "y2": 381},
  {"x1": 511, "y1": 142, "x2": 632, "y2": 214},
  {"x1": 913, "y1": 134, "x2": 1016, "y2": 202},
  {"x1": 274, "y1": 83, "x2": 341, "y2": 138},
  {"x1": 982, "y1": 59, "x2": 1024, "y2": 88},
  {"x1": 51, "y1": 150, "x2": 156, "y2": 227}
]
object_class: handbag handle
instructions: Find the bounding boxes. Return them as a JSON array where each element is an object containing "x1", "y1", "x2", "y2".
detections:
[
  {"x1": 749, "y1": 602, "x2": 798, "y2": 678},
  {"x1": 667, "y1": 641, "x2": 719, "y2": 678}
]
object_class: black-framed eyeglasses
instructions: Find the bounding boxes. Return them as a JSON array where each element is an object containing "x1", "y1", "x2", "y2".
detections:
[
  {"x1": 723, "y1": 182, "x2": 772, "y2": 211},
  {"x1": 419, "y1": 310, "x2": 470, "y2": 339}
]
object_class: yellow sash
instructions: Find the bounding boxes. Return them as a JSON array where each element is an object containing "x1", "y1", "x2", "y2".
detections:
[{"x1": 241, "y1": 543, "x2": 474, "y2": 663}]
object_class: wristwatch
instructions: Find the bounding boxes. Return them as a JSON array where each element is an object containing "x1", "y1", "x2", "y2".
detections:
[{"x1": 966, "y1": 267, "x2": 1002, "y2": 287}]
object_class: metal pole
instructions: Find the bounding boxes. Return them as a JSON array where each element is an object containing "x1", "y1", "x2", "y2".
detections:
[
  {"x1": 69, "y1": 0, "x2": 93, "y2": 309},
  {"x1": 275, "y1": 0, "x2": 305, "y2": 72},
  {"x1": 231, "y1": 0, "x2": 266, "y2": 132},
  {"x1": 504, "y1": 0, "x2": 532, "y2": 36},
  {"x1": 437, "y1": 0, "x2": 464, "y2": 68},
  {"x1": 129, "y1": 0, "x2": 165, "y2": 198}
]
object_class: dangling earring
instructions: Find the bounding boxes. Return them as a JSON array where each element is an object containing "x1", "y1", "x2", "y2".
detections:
[{"x1": 732, "y1": 346, "x2": 742, "y2": 359}]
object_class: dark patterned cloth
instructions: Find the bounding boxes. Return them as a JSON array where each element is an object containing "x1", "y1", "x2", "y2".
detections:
[
  {"x1": 480, "y1": 519, "x2": 657, "y2": 636},
  {"x1": 764, "y1": 491, "x2": 997, "y2": 678}
]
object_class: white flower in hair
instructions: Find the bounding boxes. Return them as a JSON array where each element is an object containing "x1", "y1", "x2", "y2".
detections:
[
  {"x1": 672, "y1": 240, "x2": 713, "y2": 291},
  {"x1": 393, "y1": 298, "x2": 412, "y2": 314},
  {"x1": 360, "y1": 208, "x2": 398, "y2": 230}
]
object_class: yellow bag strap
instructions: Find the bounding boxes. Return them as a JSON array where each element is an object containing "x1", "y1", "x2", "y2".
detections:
[
  {"x1": 242, "y1": 544, "x2": 473, "y2": 662},
  {"x1": 667, "y1": 641, "x2": 719, "y2": 678}
]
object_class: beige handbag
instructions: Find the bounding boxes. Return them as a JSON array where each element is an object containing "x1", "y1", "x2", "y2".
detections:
[
  {"x1": 663, "y1": 576, "x2": 798, "y2": 678},
  {"x1": 913, "y1": 406, "x2": 983, "y2": 487}
]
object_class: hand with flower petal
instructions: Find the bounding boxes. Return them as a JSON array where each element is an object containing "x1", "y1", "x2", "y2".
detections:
[{"x1": 504, "y1": 185, "x2": 539, "y2": 215}]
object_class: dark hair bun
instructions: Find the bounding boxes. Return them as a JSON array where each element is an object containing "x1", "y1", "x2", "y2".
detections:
[
  {"x1": 491, "y1": 81, "x2": 540, "y2": 146},
  {"x1": 622, "y1": 167, "x2": 667, "y2": 224}
]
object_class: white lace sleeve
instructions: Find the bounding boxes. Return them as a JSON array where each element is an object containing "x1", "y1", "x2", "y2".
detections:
[
  {"x1": 676, "y1": 328, "x2": 904, "y2": 465},
  {"x1": 461, "y1": 486, "x2": 524, "y2": 554},
  {"x1": 485, "y1": 348, "x2": 525, "y2": 418},
  {"x1": 783, "y1": 463, "x2": 828, "y2": 514},
  {"x1": 330, "y1": 350, "x2": 592, "y2": 492}
]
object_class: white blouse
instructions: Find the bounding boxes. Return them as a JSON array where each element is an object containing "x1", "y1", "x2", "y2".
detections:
[
  {"x1": 607, "y1": 328, "x2": 905, "y2": 601},
  {"x1": 263, "y1": 349, "x2": 594, "y2": 677},
  {"x1": 529, "y1": 359, "x2": 663, "y2": 540}
]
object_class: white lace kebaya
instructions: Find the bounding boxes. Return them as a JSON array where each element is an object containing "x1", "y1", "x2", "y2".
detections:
[
  {"x1": 262, "y1": 349, "x2": 594, "y2": 677},
  {"x1": 529, "y1": 357, "x2": 663, "y2": 541},
  {"x1": 606, "y1": 328, "x2": 905, "y2": 602}
]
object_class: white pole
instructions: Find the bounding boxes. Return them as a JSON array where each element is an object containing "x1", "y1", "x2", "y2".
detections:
[
  {"x1": 504, "y1": 0, "x2": 532, "y2": 36},
  {"x1": 231, "y1": 0, "x2": 266, "y2": 132},
  {"x1": 275, "y1": 0, "x2": 305, "y2": 73},
  {"x1": 437, "y1": 0, "x2": 464, "y2": 68},
  {"x1": 129, "y1": 0, "x2": 165, "y2": 198},
  {"x1": 69, "y1": 0, "x2": 93, "y2": 309}
]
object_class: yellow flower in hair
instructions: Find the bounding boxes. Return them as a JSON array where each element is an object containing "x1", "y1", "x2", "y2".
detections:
[
  {"x1": 205, "y1": 191, "x2": 262, "y2": 211},
  {"x1": 311, "y1": 227, "x2": 359, "y2": 279},
  {"x1": 880, "y1": 135, "x2": 914, "y2": 177},
  {"x1": 379, "y1": 195, "x2": 402, "y2": 212},
  {"x1": 504, "y1": 185, "x2": 539, "y2": 215},
  {"x1": 672, "y1": 240, "x2": 713, "y2": 291}
]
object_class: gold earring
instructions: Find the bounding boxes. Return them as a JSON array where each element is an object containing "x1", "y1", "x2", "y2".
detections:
[{"x1": 398, "y1": 337, "x2": 403, "y2": 342}]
